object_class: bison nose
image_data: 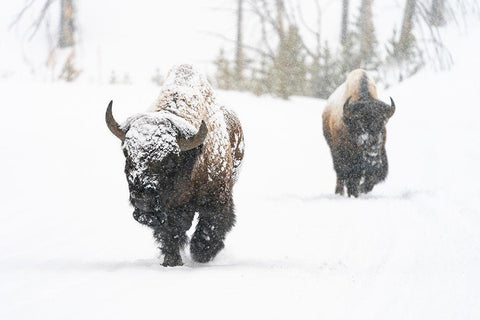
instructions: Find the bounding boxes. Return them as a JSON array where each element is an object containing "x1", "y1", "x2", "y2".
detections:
[
  {"x1": 131, "y1": 187, "x2": 156, "y2": 200},
  {"x1": 143, "y1": 186, "x2": 156, "y2": 197},
  {"x1": 130, "y1": 192, "x2": 154, "y2": 211}
]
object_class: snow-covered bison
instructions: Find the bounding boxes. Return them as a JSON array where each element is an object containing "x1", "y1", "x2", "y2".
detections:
[
  {"x1": 106, "y1": 65, "x2": 244, "y2": 266},
  {"x1": 322, "y1": 69, "x2": 395, "y2": 197}
]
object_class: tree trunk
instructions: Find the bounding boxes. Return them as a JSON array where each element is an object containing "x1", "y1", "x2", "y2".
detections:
[
  {"x1": 276, "y1": 0, "x2": 285, "y2": 41},
  {"x1": 234, "y1": 0, "x2": 244, "y2": 85},
  {"x1": 430, "y1": 0, "x2": 446, "y2": 26},
  {"x1": 358, "y1": 0, "x2": 375, "y2": 63},
  {"x1": 340, "y1": 0, "x2": 349, "y2": 45},
  {"x1": 399, "y1": 0, "x2": 416, "y2": 51},
  {"x1": 58, "y1": 0, "x2": 75, "y2": 48}
]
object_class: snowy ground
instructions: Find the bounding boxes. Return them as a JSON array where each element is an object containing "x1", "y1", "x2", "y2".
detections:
[{"x1": 1, "y1": 31, "x2": 480, "y2": 320}]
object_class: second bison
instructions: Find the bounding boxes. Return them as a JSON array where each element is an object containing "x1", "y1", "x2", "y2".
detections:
[
  {"x1": 322, "y1": 69, "x2": 395, "y2": 197},
  {"x1": 106, "y1": 65, "x2": 244, "y2": 266}
]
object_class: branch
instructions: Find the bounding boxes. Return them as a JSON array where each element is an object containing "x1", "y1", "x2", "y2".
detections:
[
  {"x1": 9, "y1": 0, "x2": 36, "y2": 29},
  {"x1": 204, "y1": 31, "x2": 276, "y2": 60},
  {"x1": 28, "y1": 0, "x2": 55, "y2": 40},
  {"x1": 294, "y1": 0, "x2": 322, "y2": 57}
]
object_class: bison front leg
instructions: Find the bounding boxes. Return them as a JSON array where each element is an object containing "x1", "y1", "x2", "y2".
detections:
[
  {"x1": 335, "y1": 177, "x2": 345, "y2": 195},
  {"x1": 190, "y1": 199, "x2": 235, "y2": 263},
  {"x1": 345, "y1": 155, "x2": 363, "y2": 198},
  {"x1": 360, "y1": 176, "x2": 375, "y2": 194},
  {"x1": 153, "y1": 209, "x2": 195, "y2": 267},
  {"x1": 346, "y1": 177, "x2": 361, "y2": 197},
  {"x1": 332, "y1": 149, "x2": 350, "y2": 196}
]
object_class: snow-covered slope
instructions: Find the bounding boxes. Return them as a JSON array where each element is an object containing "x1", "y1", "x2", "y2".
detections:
[{"x1": 1, "y1": 28, "x2": 480, "y2": 320}]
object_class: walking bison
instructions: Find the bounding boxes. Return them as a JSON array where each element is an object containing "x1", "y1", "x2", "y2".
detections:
[
  {"x1": 322, "y1": 69, "x2": 395, "y2": 197},
  {"x1": 106, "y1": 65, "x2": 244, "y2": 266}
]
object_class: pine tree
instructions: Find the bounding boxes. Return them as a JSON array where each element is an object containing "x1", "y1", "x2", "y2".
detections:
[
  {"x1": 339, "y1": 33, "x2": 357, "y2": 77},
  {"x1": 307, "y1": 56, "x2": 322, "y2": 98},
  {"x1": 109, "y1": 71, "x2": 117, "y2": 84},
  {"x1": 314, "y1": 43, "x2": 343, "y2": 99},
  {"x1": 213, "y1": 48, "x2": 234, "y2": 90},
  {"x1": 351, "y1": 0, "x2": 380, "y2": 70},
  {"x1": 269, "y1": 25, "x2": 307, "y2": 99},
  {"x1": 151, "y1": 68, "x2": 164, "y2": 86},
  {"x1": 249, "y1": 54, "x2": 271, "y2": 96},
  {"x1": 384, "y1": 28, "x2": 423, "y2": 83}
]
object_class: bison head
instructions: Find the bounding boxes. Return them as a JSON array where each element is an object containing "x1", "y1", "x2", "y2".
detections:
[
  {"x1": 343, "y1": 96, "x2": 395, "y2": 150},
  {"x1": 106, "y1": 101, "x2": 207, "y2": 213}
]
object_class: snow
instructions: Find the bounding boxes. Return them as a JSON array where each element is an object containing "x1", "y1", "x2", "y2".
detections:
[
  {"x1": 1, "y1": 25, "x2": 480, "y2": 320},
  {"x1": 122, "y1": 114, "x2": 179, "y2": 187}
]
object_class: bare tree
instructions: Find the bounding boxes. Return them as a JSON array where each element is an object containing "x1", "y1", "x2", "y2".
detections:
[
  {"x1": 429, "y1": 0, "x2": 446, "y2": 26},
  {"x1": 58, "y1": 0, "x2": 75, "y2": 48},
  {"x1": 11, "y1": 0, "x2": 76, "y2": 47},
  {"x1": 234, "y1": 0, "x2": 245, "y2": 85},
  {"x1": 10, "y1": 0, "x2": 80, "y2": 81},
  {"x1": 340, "y1": 0, "x2": 349, "y2": 45},
  {"x1": 276, "y1": 0, "x2": 285, "y2": 41},
  {"x1": 399, "y1": 0, "x2": 416, "y2": 52},
  {"x1": 10, "y1": 0, "x2": 55, "y2": 40},
  {"x1": 357, "y1": 0, "x2": 377, "y2": 67}
]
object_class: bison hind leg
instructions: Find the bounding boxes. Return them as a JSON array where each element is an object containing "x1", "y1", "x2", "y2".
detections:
[{"x1": 190, "y1": 200, "x2": 235, "y2": 263}]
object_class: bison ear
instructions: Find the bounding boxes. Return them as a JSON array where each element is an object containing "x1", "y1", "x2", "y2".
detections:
[
  {"x1": 106, "y1": 100, "x2": 126, "y2": 141},
  {"x1": 177, "y1": 120, "x2": 208, "y2": 152},
  {"x1": 387, "y1": 97, "x2": 396, "y2": 118},
  {"x1": 343, "y1": 96, "x2": 352, "y2": 117}
]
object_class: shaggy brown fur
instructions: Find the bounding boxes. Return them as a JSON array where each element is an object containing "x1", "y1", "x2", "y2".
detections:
[
  {"x1": 151, "y1": 66, "x2": 245, "y2": 206},
  {"x1": 322, "y1": 69, "x2": 395, "y2": 197}
]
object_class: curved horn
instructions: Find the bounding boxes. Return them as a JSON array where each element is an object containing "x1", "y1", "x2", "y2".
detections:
[
  {"x1": 177, "y1": 120, "x2": 208, "y2": 151},
  {"x1": 105, "y1": 100, "x2": 126, "y2": 141},
  {"x1": 343, "y1": 96, "x2": 352, "y2": 116},
  {"x1": 387, "y1": 97, "x2": 396, "y2": 118}
]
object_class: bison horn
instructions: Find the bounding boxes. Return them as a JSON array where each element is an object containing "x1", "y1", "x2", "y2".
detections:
[
  {"x1": 387, "y1": 97, "x2": 396, "y2": 118},
  {"x1": 105, "y1": 100, "x2": 126, "y2": 141},
  {"x1": 177, "y1": 120, "x2": 208, "y2": 151},
  {"x1": 343, "y1": 96, "x2": 352, "y2": 116}
]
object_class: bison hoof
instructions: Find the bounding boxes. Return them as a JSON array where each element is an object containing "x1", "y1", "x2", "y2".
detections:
[
  {"x1": 190, "y1": 238, "x2": 224, "y2": 263},
  {"x1": 162, "y1": 254, "x2": 183, "y2": 267}
]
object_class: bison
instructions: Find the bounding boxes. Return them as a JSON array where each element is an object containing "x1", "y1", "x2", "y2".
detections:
[
  {"x1": 106, "y1": 65, "x2": 244, "y2": 266},
  {"x1": 322, "y1": 69, "x2": 395, "y2": 197}
]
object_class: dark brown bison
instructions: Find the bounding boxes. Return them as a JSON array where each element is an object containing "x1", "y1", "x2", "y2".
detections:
[
  {"x1": 106, "y1": 65, "x2": 244, "y2": 266},
  {"x1": 322, "y1": 69, "x2": 395, "y2": 197}
]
